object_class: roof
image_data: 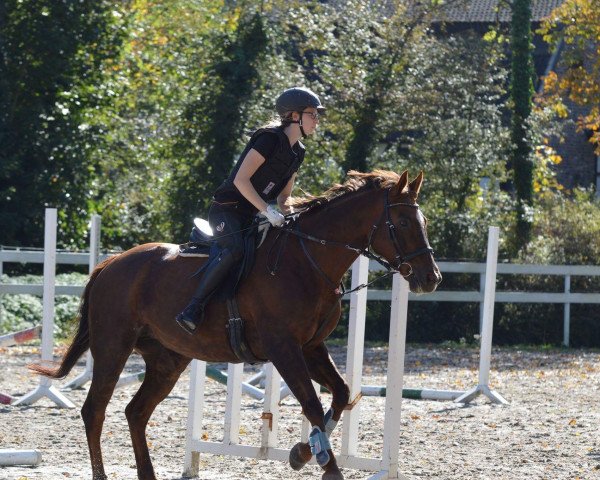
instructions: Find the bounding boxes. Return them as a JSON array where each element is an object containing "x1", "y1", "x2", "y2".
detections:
[{"x1": 432, "y1": 0, "x2": 566, "y2": 23}]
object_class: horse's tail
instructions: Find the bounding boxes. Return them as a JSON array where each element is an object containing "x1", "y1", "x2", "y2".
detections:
[{"x1": 29, "y1": 255, "x2": 119, "y2": 379}]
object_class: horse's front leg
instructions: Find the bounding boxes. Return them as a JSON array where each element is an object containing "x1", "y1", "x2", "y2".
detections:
[
  {"x1": 289, "y1": 342, "x2": 350, "y2": 473},
  {"x1": 266, "y1": 339, "x2": 344, "y2": 480}
]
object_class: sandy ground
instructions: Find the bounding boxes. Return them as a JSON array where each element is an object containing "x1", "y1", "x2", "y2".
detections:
[{"x1": 1, "y1": 343, "x2": 599, "y2": 480}]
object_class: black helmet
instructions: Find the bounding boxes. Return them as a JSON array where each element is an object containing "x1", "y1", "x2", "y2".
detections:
[{"x1": 275, "y1": 87, "x2": 326, "y2": 117}]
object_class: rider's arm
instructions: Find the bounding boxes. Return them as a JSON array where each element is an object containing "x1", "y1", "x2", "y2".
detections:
[
  {"x1": 277, "y1": 173, "x2": 297, "y2": 214},
  {"x1": 233, "y1": 148, "x2": 269, "y2": 212}
]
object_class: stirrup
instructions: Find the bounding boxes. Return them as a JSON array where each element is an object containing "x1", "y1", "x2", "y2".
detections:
[
  {"x1": 175, "y1": 301, "x2": 204, "y2": 335},
  {"x1": 175, "y1": 314, "x2": 198, "y2": 335}
]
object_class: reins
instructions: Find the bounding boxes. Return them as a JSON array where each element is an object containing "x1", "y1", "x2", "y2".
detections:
[
  {"x1": 200, "y1": 188, "x2": 433, "y2": 297},
  {"x1": 277, "y1": 188, "x2": 434, "y2": 297}
]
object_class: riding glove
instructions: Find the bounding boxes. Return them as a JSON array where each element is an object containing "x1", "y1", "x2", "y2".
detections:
[{"x1": 261, "y1": 204, "x2": 285, "y2": 227}]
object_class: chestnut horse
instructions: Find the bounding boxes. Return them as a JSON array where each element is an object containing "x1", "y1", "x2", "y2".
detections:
[{"x1": 32, "y1": 170, "x2": 441, "y2": 480}]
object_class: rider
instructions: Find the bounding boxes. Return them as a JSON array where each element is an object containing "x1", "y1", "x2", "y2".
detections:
[{"x1": 175, "y1": 86, "x2": 325, "y2": 334}]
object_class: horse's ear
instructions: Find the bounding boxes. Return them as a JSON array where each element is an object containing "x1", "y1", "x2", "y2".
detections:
[
  {"x1": 391, "y1": 170, "x2": 409, "y2": 197},
  {"x1": 408, "y1": 171, "x2": 424, "y2": 196}
]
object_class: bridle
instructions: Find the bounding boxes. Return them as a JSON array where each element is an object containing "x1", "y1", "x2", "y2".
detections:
[
  {"x1": 367, "y1": 188, "x2": 435, "y2": 277},
  {"x1": 275, "y1": 187, "x2": 434, "y2": 294}
]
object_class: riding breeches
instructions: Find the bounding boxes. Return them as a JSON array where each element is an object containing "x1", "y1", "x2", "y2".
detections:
[{"x1": 207, "y1": 202, "x2": 253, "y2": 262}]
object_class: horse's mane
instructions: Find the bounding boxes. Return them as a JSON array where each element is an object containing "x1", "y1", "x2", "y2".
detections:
[{"x1": 289, "y1": 169, "x2": 401, "y2": 212}]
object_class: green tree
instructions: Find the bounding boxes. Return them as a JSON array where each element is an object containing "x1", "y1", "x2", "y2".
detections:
[
  {"x1": 168, "y1": 5, "x2": 271, "y2": 240},
  {"x1": 80, "y1": 0, "x2": 229, "y2": 247},
  {"x1": 0, "y1": 0, "x2": 129, "y2": 248},
  {"x1": 510, "y1": 0, "x2": 535, "y2": 248},
  {"x1": 376, "y1": 33, "x2": 514, "y2": 258},
  {"x1": 300, "y1": 0, "x2": 433, "y2": 174}
]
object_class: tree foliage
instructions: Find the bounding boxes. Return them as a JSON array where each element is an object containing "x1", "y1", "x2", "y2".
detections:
[
  {"x1": 538, "y1": 0, "x2": 600, "y2": 154},
  {"x1": 0, "y1": 0, "x2": 129, "y2": 248},
  {"x1": 0, "y1": 0, "x2": 537, "y2": 262},
  {"x1": 510, "y1": 0, "x2": 535, "y2": 249},
  {"x1": 168, "y1": 5, "x2": 271, "y2": 241}
]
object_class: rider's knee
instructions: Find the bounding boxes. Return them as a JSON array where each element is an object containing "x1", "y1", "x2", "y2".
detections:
[{"x1": 223, "y1": 245, "x2": 244, "y2": 262}]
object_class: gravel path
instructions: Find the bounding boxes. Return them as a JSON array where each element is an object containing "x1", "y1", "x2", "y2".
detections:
[{"x1": 1, "y1": 343, "x2": 599, "y2": 480}]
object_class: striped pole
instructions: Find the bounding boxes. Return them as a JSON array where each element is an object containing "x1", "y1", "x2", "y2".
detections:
[
  {"x1": 205, "y1": 365, "x2": 265, "y2": 400},
  {"x1": 112, "y1": 365, "x2": 265, "y2": 399},
  {"x1": 0, "y1": 326, "x2": 43, "y2": 405},
  {"x1": 361, "y1": 386, "x2": 464, "y2": 401},
  {"x1": 0, "y1": 392, "x2": 15, "y2": 405},
  {"x1": 115, "y1": 370, "x2": 146, "y2": 389},
  {"x1": 0, "y1": 326, "x2": 42, "y2": 348}
]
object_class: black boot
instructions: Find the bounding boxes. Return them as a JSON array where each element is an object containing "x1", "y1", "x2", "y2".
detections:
[
  {"x1": 175, "y1": 248, "x2": 238, "y2": 335},
  {"x1": 175, "y1": 299, "x2": 205, "y2": 334}
]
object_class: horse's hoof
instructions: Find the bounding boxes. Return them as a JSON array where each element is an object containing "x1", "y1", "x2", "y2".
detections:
[
  {"x1": 322, "y1": 466, "x2": 344, "y2": 480},
  {"x1": 289, "y1": 442, "x2": 312, "y2": 471}
]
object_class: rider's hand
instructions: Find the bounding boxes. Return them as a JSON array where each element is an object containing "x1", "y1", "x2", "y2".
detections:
[{"x1": 261, "y1": 204, "x2": 285, "y2": 227}]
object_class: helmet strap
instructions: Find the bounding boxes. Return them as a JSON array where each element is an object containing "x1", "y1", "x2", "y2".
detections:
[
  {"x1": 288, "y1": 113, "x2": 307, "y2": 138},
  {"x1": 297, "y1": 111, "x2": 307, "y2": 138}
]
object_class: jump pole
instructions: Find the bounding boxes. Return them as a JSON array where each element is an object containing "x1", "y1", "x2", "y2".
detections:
[
  {"x1": 0, "y1": 392, "x2": 15, "y2": 405},
  {"x1": 0, "y1": 326, "x2": 42, "y2": 348},
  {"x1": 0, "y1": 449, "x2": 42, "y2": 466},
  {"x1": 62, "y1": 214, "x2": 101, "y2": 390},
  {"x1": 455, "y1": 226, "x2": 508, "y2": 405},
  {"x1": 14, "y1": 208, "x2": 75, "y2": 408},
  {"x1": 0, "y1": 326, "x2": 43, "y2": 404}
]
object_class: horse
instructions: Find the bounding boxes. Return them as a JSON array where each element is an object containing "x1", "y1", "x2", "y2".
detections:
[{"x1": 32, "y1": 169, "x2": 441, "y2": 480}]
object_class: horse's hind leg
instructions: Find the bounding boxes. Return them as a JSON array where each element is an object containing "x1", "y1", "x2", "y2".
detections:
[
  {"x1": 289, "y1": 342, "x2": 350, "y2": 473},
  {"x1": 82, "y1": 335, "x2": 135, "y2": 480},
  {"x1": 126, "y1": 338, "x2": 190, "y2": 480}
]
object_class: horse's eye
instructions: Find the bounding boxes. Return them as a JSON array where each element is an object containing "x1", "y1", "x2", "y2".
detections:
[{"x1": 398, "y1": 218, "x2": 409, "y2": 227}]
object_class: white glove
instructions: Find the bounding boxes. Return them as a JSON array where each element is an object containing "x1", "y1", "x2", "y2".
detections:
[{"x1": 261, "y1": 204, "x2": 285, "y2": 227}]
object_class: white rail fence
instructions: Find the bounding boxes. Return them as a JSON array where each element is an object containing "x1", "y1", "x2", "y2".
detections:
[
  {"x1": 2, "y1": 251, "x2": 599, "y2": 347},
  {"x1": 366, "y1": 262, "x2": 600, "y2": 347}
]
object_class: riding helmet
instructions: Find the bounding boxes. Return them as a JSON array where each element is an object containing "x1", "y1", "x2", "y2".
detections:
[{"x1": 275, "y1": 87, "x2": 326, "y2": 117}]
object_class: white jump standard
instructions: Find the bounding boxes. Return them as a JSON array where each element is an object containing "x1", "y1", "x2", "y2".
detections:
[
  {"x1": 13, "y1": 209, "x2": 75, "y2": 409},
  {"x1": 455, "y1": 226, "x2": 508, "y2": 405},
  {"x1": 61, "y1": 214, "x2": 101, "y2": 391}
]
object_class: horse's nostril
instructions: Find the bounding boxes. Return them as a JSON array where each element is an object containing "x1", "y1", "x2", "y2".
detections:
[{"x1": 427, "y1": 271, "x2": 441, "y2": 284}]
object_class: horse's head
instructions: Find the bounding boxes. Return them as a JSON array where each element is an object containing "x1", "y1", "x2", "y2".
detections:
[{"x1": 369, "y1": 170, "x2": 442, "y2": 294}]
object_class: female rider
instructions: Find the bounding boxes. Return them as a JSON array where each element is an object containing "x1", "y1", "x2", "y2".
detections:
[{"x1": 176, "y1": 86, "x2": 325, "y2": 334}]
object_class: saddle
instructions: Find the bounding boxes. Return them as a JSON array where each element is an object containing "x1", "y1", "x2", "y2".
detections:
[
  {"x1": 178, "y1": 217, "x2": 270, "y2": 364},
  {"x1": 178, "y1": 218, "x2": 270, "y2": 257}
]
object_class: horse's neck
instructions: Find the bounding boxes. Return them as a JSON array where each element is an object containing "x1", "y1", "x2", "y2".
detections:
[{"x1": 297, "y1": 189, "x2": 381, "y2": 284}]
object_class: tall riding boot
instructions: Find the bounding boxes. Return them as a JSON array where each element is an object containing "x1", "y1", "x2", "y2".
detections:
[{"x1": 175, "y1": 249, "x2": 238, "y2": 334}]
